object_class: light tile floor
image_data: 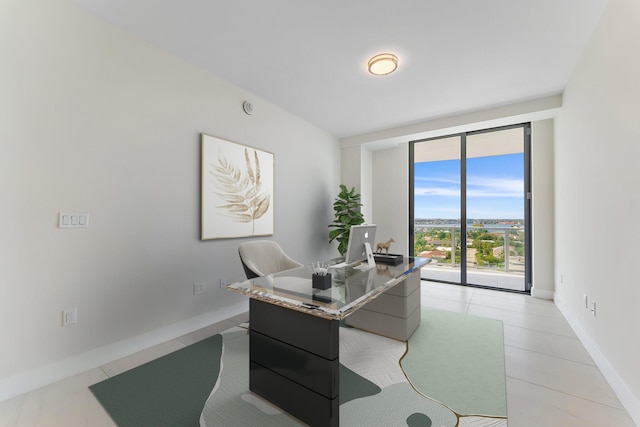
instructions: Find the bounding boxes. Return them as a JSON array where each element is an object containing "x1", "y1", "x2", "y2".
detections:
[
  {"x1": 421, "y1": 281, "x2": 636, "y2": 427},
  {"x1": 0, "y1": 282, "x2": 635, "y2": 427}
]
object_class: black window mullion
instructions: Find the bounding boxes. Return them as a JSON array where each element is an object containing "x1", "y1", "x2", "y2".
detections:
[{"x1": 460, "y1": 134, "x2": 467, "y2": 285}]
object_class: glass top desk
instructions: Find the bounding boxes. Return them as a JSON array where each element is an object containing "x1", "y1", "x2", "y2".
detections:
[{"x1": 226, "y1": 257, "x2": 428, "y2": 427}]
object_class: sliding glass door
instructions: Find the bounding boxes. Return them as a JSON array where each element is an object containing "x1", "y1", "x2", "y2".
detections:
[
  {"x1": 411, "y1": 135, "x2": 462, "y2": 284},
  {"x1": 410, "y1": 124, "x2": 531, "y2": 292}
]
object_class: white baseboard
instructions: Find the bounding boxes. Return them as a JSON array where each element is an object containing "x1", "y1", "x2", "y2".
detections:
[
  {"x1": 0, "y1": 302, "x2": 248, "y2": 403},
  {"x1": 531, "y1": 287, "x2": 555, "y2": 300},
  {"x1": 554, "y1": 297, "x2": 640, "y2": 426}
]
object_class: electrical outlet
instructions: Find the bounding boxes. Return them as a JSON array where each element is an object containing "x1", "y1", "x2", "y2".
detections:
[
  {"x1": 560, "y1": 274, "x2": 564, "y2": 284},
  {"x1": 591, "y1": 300, "x2": 597, "y2": 316},
  {"x1": 584, "y1": 294, "x2": 588, "y2": 309},
  {"x1": 62, "y1": 308, "x2": 77, "y2": 326},
  {"x1": 193, "y1": 283, "x2": 206, "y2": 295}
]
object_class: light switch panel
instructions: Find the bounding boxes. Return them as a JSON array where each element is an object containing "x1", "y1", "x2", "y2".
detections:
[{"x1": 59, "y1": 212, "x2": 89, "y2": 228}]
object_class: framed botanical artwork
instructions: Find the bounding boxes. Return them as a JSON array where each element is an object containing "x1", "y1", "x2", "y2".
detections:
[{"x1": 201, "y1": 134, "x2": 274, "y2": 240}]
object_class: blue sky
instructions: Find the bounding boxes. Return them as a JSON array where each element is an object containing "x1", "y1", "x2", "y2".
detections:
[{"x1": 414, "y1": 153, "x2": 524, "y2": 219}]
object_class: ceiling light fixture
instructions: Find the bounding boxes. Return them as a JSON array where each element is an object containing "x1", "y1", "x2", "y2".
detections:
[{"x1": 367, "y1": 53, "x2": 398, "y2": 76}]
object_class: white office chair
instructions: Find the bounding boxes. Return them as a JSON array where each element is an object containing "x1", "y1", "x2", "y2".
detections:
[{"x1": 238, "y1": 240, "x2": 303, "y2": 279}]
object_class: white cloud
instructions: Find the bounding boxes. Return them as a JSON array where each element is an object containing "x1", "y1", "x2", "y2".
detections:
[
  {"x1": 467, "y1": 176, "x2": 523, "y2": 198},
  {"x1": 416, "y1": 176, "x2": 523, "y2": 199},
  {"x1": 415, "y1": 186, "x2": 459, "y2": 196}
]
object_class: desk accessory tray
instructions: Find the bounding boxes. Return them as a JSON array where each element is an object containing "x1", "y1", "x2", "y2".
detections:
[{"x1": 373, "y1": 253, "x2": 403, "y2": 265}]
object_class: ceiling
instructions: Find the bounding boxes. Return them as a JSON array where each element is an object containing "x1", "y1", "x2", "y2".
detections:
[{"x1": 70, "y1": 0, "x2": 608, "y2": 139}]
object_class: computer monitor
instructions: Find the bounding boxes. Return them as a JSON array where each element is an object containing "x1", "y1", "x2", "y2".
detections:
[{"x1": 344, "y1": 224, "x2": 376, "y2": 267}]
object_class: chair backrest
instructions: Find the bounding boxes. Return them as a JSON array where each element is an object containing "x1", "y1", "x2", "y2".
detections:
[{"x1": 238, "y1": 240, "x2": 303, "y2": 279}]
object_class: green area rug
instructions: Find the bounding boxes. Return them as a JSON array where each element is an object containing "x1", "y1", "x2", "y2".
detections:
[
  {"x1": 90, "y1": 308, "x2": 507, "y2": 426},
  {"x1": 90, "y1": 335, "x2": 223, "y2": 427},
  {"x1": 402, "y1": 309, "x2": 507, "y2": 417}
]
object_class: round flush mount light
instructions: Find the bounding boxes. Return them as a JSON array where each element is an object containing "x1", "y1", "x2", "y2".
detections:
[{"x1": 367, "y1": 53, "x2": 398, "y2": 76}]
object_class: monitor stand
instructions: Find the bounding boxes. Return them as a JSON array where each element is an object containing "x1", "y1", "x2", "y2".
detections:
[
  {"x1": 362, "y1": 242, "x2": 375, "y2": 269},
  {"x1": 330, "y1": 242, "x2": 376, "y2": 271}
]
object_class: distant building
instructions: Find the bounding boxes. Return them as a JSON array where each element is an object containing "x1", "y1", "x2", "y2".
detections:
[
  {"x1": 493, "y1": 245, "x2": 517, "y2": 257},
  {"x1": 419, "y1": 250, "x2": 447, "y2": 259}
]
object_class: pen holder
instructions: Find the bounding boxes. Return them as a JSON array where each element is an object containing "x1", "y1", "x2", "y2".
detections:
[{"x1": 312, "y1": 273, "x2": 332, "y2": 290}]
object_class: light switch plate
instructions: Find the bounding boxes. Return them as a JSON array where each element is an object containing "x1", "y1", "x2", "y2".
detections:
[{"x1": 59, "y1": 212, "x2": 89, "y2": 228}]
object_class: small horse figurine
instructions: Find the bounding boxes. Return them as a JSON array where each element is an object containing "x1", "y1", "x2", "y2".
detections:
[{"x1": 376, "y1": 238, "x2": 395, "y2": 254}]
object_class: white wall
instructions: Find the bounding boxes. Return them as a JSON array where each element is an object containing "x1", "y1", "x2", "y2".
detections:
[
  {"x1": 360, "y1": 147, "x2": 373, "y2": 223},
  {"x1": 342, "y1": 96, "x2": 562, "y2": 148},
  {"x1": 340, "y1": 145, "x2": 362, "y2": 195},
  {"x1": 372, "y1": 145, "x2": 409, "y2": 256},
  {"x1": 0, "y1": 0, "x2": 339, "y2": 400},
  {"x1": 531, "y1": 120, "x2": 555, "y2": 298},
  {"x1": 341, "y1": 144, "x2": 404, "y2": 254},
  {"x1": 340, "y1": 145, "x2": 373, "y2": 224},
  {"x1": 554, "y1": 0, "x2": 640, "y2": 421}
]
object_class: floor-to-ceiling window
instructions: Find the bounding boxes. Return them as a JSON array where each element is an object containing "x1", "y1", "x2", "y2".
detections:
[{"x1": 410, "y1": 124, "x2": 531, "y2": 292}]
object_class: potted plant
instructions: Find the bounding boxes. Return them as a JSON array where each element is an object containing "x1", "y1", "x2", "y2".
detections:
[{"x1": 329, "y1": 185, "x2": 365, "y2": 256}]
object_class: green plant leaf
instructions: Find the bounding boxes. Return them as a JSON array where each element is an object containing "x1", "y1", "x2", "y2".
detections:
[{"x1": 328, "y1": 185, "x2": 365, "y2": 256}]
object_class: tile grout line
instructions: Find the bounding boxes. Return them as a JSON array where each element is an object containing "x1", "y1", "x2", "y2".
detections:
[
  {"x1": 501, "y1": 323, "x2": 585, "y2": 340},
  {"x1": 466, "y1": 299, "x2": 569, "y2": 318},
  {"x1": 503, "y1": 343, "x2": 596, "y2": 367},
  {"x1": 464, "y1": 312, "x2": 577, "y2": 338},
  {"x1": 505, "y1": 376, "x2": 629, "y2": 412}
]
